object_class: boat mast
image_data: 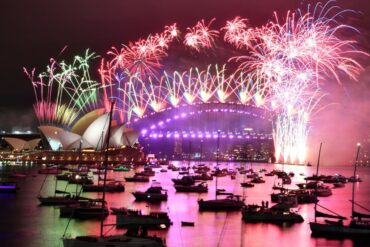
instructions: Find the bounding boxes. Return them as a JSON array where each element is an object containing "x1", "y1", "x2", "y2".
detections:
[
  {"x1": 100, "y1": 101, "x2": 115, "y2": 238},
  {"x1": 314, "y1": 142, "x2": 322, "y2": 223},
  {"x1": 351, "y1": 143, "x2": 361, "y2": 219},
  {"x1": 199, "y1": 140, "x2": 203, "y2": 165},
  {"x1": 215, "y1": 130, "x2": 220, "y2": 200},
  {"x1": 54, "y1": 175, "x2": 58, "y2": 197},
  {"x1": 188, "y1": 140, "x2": 192, "y2": 170}
]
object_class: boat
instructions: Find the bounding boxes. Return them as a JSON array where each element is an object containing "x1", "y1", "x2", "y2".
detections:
[
  {"x1": 297, "y1": 182, "x2": 332, "y2": 196},
  {"x1": 0, "y1": 181, "x2": 18, "y2": 193},
  {"x1": 135, "y1": 167, "x2": 155, "y2": 176},
  {"x1": 115, "y1": 208, "x2": 172, "y2": 229},
  {"x1": 62, "y1": 102, "x2": 166, "y2": 247},
  {"x1": 240, "y1": 182, "x2": 254, "y2": 188},
  {"x1": 198, "y1": 194, "x2": 245, "y2": 211},
  {"x1": 310, "y1": 143, "x2": 370, "y2": 237},
  {"x1": 125, "y1": 174, "x2": 150, "y2": 182},
  {"x1": 113, "y1": 165, "x2": 130, "y2": 172},
  {"x1": 63, "y1": 227, "x2": 166, "y2": 247},
  {"x1": 294, "y1": 189, "x2": 318, "y2": 204},
  {"x1": 242, "y1": 203, "x2": 304, "y2": 223},
  {"x1": 171, "y1": 175, "x2": 195, "y2": 186},
  {"x1": 60, "y1": 199, "x2": 109, "y2": 219},
  {"x1": 38, "y1": 191, "x2": 78, "y2": 205},
  {"x1": 265, "y1": 171, "x2": 275, "y2": 176},
  {"x1": 191, "y1": 173, "x2": 213, "y2": 181},
  {"x1": 348, "y1": 176, "x2": 362, "y2": 183},
  {"x1": 313, "y1": 186, "x2": 332, "y2": 197},
  {"x1": 82, "y1": 181, "x2": 125, "y2": 192},
  {"x1": 181, "y1": 221, "x2": 195, "y2": 227},
  {"x1": 246, "y1": 173, "x2": 258, "y2": 179},
  {"x1": 38, "y1": 175, "x2": 78, "y2": 205},
  {"x1": 333, "y1": 182, "x2": 345, "y2": 188},
  {"x1": 296, "y1": 181, "x2": 319, "y2": 189},
  {"x1": 132, "y1": 184, "x2": 168, "y2": 202},
  {"x1": 250, "y1": 177, "x2": 265, "y2": 183},
  {"x1": 68, "y1": 174, "x2": 94, "y2": 185},
  {"x1": 174, "y1": 182, "x2": 208, "y2": 193},
  {"x1": 271, "y1": 189, "x2": 317, "y2": 204},
  {"x1": 56, "y1": 173, "x2": 73, "y2": 181},
  {"x1": 211, "y1": 168, "x2": 228, "y2": 177}
]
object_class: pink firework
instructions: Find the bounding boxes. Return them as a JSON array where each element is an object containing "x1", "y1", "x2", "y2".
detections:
[
  {"x1": 222, "y1": 16, "x2": 252, "y2": 48},
  {"x1": 105, "y1": 23, "x2": 178, "y2": 78},
  {"x1": 184, "y1": 19, "x2": 219, "y2": 51}
]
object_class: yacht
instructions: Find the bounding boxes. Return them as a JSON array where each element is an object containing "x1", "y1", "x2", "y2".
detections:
[
  {"x1": 82, "y1": 181, "x2": 125, "y2": 192},
  {"x1": 132, "y1": 184, "x2": 167, "y2": 202},
  {"x1": 125, "y1": 174, "x2": 150, "y2": 182},
  {"x1": 242, "y1": 203, "x2": 304, "y2": 223},
  {"x1": 115, "y1": 208, "x2": 172, "y2": 229},
  {"x1": 198, "y1": 194, "x2": 245, "y2": 211},
  {"x1": 174, "y1": 182, "x2": 208, "y2": 193}
]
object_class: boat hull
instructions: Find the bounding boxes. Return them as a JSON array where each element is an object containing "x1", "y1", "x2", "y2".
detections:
[
  {"x1": 242, "y1": 211, "x2": 304, "y2": 223},
  {"x1": 310, "y1": 222, "x2": 370, "y2": 236},
  {"x1": 116, "y1": 215, "x2": 172, "y2": 228},
  {"x1": 63, "y1": 235, "x2": 165, "y2": 247},
  {"x1": 38, "y1": 196, "x2": 76, "y2": 205},
  {"x1": 132, "y1": 192, "x2": 167, "y2": 202},
  {"x1": 82, "y1": 185, "x2": 125, "y2": 192},
  {"x1": 198, "y1": 199, "x2": 244, "y2": 211}
]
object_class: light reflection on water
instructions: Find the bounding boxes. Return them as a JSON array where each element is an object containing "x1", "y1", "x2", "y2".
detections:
[{"x1": 0, "y1": 162, "x2": 369, "y2": 247}]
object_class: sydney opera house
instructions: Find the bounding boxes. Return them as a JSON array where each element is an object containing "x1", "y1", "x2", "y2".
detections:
[{"x1": 1, "y1": 109, "x2": 143, "y2": 164}]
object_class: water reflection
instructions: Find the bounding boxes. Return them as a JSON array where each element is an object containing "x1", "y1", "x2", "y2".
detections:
[{"x1": 0, "y1": 162, "x2": 369, "y2": 247}]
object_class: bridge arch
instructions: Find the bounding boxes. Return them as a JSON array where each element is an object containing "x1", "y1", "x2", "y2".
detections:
[{"x1": 126, "y1": 102, "x2": 274, "y2": 161}]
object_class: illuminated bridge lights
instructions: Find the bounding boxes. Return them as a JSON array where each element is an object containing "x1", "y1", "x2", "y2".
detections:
[{"x1": 143, "y1": 131, "x2": 271, "y2": 140}]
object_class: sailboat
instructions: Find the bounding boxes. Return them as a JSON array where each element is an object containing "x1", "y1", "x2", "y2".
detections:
[
  {"x1": 198, "y1": 131, "x2": 245, "y2": 211},
  {"x1": 310, "y1": 143, "x2": 370, "y2": 236},
  {"x1": 38, "y1": 175, "x2": 77, "y2": 206},
  {"x1": 62, "y1": 102, "x2": 166, "y2": 247}
]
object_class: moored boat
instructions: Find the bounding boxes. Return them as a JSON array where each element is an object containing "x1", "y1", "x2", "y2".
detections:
[
  {"x1": 115, "y1": 208, "x2": 172, "y2": 229},
  {"x1": 174, "y1": 182, "x2": 208, "y2": 193},
  {"x1": 242, "y1": 203, "x2": 304, "y2": 223},
  {"x1": 82, "y1": 181, "x2": 125, "y2": 192},
  {"x1": 125, "y1": 174, "x2": 150, "y2": 182},
  {"x1": 240, "y1": 182, "x2": 254, "y2": 188},
  {"x1": 171, "y1": 176, "x2": 195, "y2": 186},
  {"x1": 198, "y1": 194, "x2": 245, "y2": 211},
  {"x1": 132, "y1": 184, "x2": 167, "y2": 202}
]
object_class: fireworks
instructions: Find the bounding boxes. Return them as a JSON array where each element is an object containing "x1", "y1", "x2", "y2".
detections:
[
  {"x1": 222, "y1": 16, "x2": 252, "y2": 48},
  {"x1": 225, "y1": 2, "x2": 367, "y2": 163},
  {"x1": 184, "y1": 19, "x2": 219, "y2": 51},
  {"x1": 27, "y1": 2, "x2": 367, "y2": 164},
  {"x1": 25, "y1": 49, "x2": 99, "y2": 127}
]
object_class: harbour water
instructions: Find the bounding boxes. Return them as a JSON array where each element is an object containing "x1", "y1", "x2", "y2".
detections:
[{"x1": 0, "y1": 161, "x2": 369, "y2": 247}]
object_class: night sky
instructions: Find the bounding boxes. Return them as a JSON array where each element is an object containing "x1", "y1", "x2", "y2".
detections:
[{"x1": 0, "y1": 0, "x2": 369, "y2": 134}]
